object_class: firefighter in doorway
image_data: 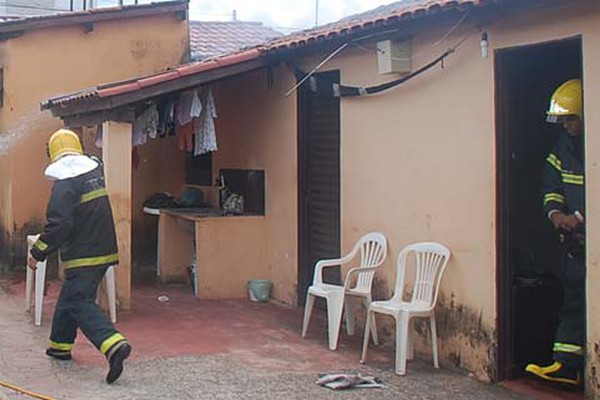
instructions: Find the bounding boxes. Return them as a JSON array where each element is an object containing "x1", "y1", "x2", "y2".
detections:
[
  {"x1": 525, "y1": 79, "x2": 585, "y2": 387},
  {"x1": 27, "y1": 129, "x2": 132, "y2": 384}
]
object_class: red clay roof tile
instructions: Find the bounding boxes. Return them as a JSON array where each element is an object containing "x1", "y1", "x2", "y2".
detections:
[
  {"x1": 189, "y1": 20, "x2": 281, "y2": 60},
  {"x1": 97, "y1": 82, "x2": 141, "y2": 98},
  {"x1": 138, "y1": 71, "x2": 181, "y2": 88}
]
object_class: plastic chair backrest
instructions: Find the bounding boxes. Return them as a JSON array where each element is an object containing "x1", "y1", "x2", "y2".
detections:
[
  {"x1": 392, "y1": 242, "x2": 451, "y2": 309},
  {"x1": 352, "y1": 232, "x2": 387, "y2": 292}
]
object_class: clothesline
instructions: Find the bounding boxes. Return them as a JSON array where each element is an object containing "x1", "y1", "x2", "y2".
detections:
[{"x1": 95, "y1": 85, "x2": 218, "y2": 157}]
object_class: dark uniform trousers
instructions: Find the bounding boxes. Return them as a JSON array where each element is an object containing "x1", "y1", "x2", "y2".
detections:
[
  {"x1": 554, "y1": 251, "x2": 586, "y2": 370},
  {"x1": 51, "y1": 266, "x2": 120, "y2": 354}
]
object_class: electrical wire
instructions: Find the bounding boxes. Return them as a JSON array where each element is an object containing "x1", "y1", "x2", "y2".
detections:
[{"x1": 0, "y1": 380, "x2": 58, "y2": 400}]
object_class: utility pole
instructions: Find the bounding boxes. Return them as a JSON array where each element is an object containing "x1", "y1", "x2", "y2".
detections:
[{"x1": 315, "y1": 0, "x2": 319, "y2": 27}]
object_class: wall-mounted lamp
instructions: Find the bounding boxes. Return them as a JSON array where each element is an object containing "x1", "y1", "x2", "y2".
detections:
[{"x1": 480, "y1": 32, "x2": 489, "y2": 59}]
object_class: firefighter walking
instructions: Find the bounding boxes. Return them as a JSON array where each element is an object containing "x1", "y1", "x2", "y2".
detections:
[
  {"x1": 27, "y1": 129, "x2": 132, "y2": 384},
  {"x1": 525, "y1": 79, "x2": 585, "y2": 387}
]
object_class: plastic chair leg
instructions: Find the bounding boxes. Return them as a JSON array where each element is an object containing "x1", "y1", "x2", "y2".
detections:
[
  {"x1": 360, "y1": 309, "x2": 373, "y2": 363},
  {"x1": 365, "y1": 295, "x2": 379, "y2": 345},
  {"x1": 407, "y1": 318, "x2": 414, "y2": 360},
  {"x1": 301, "y1": 292, "x2": 315, "y2": 338},
  {"x1": 326, "y1": 292, "x2": 344, "y2": 350},
  {"x1": 106, "y1": 266, "x2": 117, "y2": 324},
  {"x1": 34, "y1": 261, "x2": 47, "y2": 326},
  {"x1": 430, "y1": 313, "x2": 439, "y2": 368},
  {"x1": 344, "y1": 296, "x2": 355, "y2": 336},
  {"x1": 395, "y1": 312, "x2": 409, "y2": 375},
  {"x1": 25, "y1": 264, "x2": 33, "y2": 311}
]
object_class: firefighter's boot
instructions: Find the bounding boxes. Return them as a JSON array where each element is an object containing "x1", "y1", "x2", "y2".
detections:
[{"x1": 525, "y1": 361, "x2": 581, "y2": 387}]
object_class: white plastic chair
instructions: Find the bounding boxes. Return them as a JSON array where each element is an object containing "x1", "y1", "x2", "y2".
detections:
[
  {"x1": 302, "y1": 232, "x2": 387, "y2": 350},
  {"x1": 360, "y1": 242, "x2": 451, "y2": 375},
  {"x1": 25, "y1": 235, "x2": 117, "y2": 325},
  {"x1": 25, "y1": 235, "x2": 47, "y2": 326}
]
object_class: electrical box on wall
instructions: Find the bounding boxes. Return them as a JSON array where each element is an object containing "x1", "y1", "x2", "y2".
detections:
[{"x1": 377, "y1": 39, "x2": 411, "y2": 75}]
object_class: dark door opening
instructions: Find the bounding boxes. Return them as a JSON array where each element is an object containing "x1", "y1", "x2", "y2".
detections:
[
  {"x1": 496, "y1": 37, "x2": 583, "y2": 381},
  {"x1": 297, "y1": 70, "x2": 341, "y2": 306}
]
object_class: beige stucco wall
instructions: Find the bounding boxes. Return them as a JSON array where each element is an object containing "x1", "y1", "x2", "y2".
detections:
[
  {"x1": 293, "y1": 26, "x2": 496, "y2": 380},
  {"x1": 287, "y1": 0, "x2": 600, "y2": 386},
  {"x1": 211, "y1": 65, "x2": 298, "y2": 305},
  {"x1": 0, "y1": 12, "x2": 189, "y2": 265}
]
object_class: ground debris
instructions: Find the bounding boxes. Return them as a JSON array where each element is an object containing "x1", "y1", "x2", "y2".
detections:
[{"x1": 316, "y1": 372, "x2": 384, "y2": 390}]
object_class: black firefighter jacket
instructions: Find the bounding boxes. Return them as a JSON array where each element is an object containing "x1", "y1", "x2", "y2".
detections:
[
  {"x1": 30, "y1": 156, "x2": 119, "y2": 270},
  {"x1": 542, "y1": 134, "x2": 585, "y2": 218}
]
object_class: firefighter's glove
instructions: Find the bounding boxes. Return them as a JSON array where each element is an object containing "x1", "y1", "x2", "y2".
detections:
[
  {"x1": 27, "y1": 255, "x2": 38, "y2": 271},
  {"x1": 550, "y1": 212, "x2": 581, "y2": 233}
]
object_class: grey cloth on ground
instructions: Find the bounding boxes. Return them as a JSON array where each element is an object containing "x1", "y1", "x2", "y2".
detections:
[{"x1": 316, "y1": 373, "x2": 384, "y2": 390}]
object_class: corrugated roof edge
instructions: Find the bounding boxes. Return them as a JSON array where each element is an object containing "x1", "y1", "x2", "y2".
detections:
[{"x1": 0, "y1": 0, "x2": 189, "y2": 34}]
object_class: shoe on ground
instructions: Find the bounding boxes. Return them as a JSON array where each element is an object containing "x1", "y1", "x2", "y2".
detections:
[
  {"x1": 106, "y1": 342, "x2": 132, "y2": 384},
  {"x1": 45, "y1": 347, "x2": 72, "y2": 361},
  {"x1": 525, "y1": 361, "x2": 581, "y2": 387}
]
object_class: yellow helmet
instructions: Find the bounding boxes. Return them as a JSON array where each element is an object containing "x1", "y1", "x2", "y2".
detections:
[
  {"x1": 48, "y1": 129, "x2": 83, "y2": 162},
  {"x1": 547, "y1": 79, "x2": 582, "y2": 122}
]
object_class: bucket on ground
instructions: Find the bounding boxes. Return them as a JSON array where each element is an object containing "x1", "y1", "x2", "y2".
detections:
[{"x1": 247, "y1": 279, "x2": 272, "y2": 302}]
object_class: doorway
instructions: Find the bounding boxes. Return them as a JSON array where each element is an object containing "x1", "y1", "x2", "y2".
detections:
[
  {"x1": 297, "y1": 70, "x2": 342, "y2": 306},
  {"x1": 496, "y1": 37, "x2": 583, "y2": 380}
]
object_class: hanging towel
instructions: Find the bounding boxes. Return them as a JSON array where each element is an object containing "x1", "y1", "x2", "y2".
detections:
[
  {"x1": 193, "y1": 86, "x2": 218, "y2": 156},
  {"x1": 176, "y1": 90, "x2": 202, "y2": 126}
]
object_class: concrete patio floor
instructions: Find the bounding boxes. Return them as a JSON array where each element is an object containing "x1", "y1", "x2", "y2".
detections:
[{"x1": 0, "y1": 271, "x2": 581, "y2": 400}]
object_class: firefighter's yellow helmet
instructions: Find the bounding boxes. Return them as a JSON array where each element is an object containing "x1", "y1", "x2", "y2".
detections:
[
  {"x1": 48, "y1": 129, "x2": 83, "y2": 162},
  {"x1": 547, "y1": 79, "x2": 582, "y2": 122}
]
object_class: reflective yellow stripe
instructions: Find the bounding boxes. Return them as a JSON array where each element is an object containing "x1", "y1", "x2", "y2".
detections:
[
  {"x1": 562, "y1": 173, "x2": 584, "y2": 185},
  {"x1": 100, "y1": 333, "x2": 126, "y2": 355},
  {"x1": 34, "y1": 240, "x2": 48, "y2": 251},
  {"x1": 544, "y1": 193, "x2": 565, "y2": 206},
  {"x1": 63, "y1": 253, "x2": 119, "y2": 269},
  {"x1": 547, "y1": 154, "x2": 562, "y2": 171},
  {"x1": 553, "y1": 342, "x2": 584, "y2": 355},
  {"x1": 80, "y1": 188, "x2": 107, "y2": 204},
  {"x1": 49, "y1": 341, "x2": 74, "y2": 351}
]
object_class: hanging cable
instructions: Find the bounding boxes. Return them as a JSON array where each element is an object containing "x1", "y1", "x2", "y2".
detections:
[
  {"x1": 283, "y1": 28, "x2": 401, "y2": 96},
  {"x1": 289, "y1": 28, "x2": 477, "y2": 98},
  {"x1": 334, "y1": 30, "x2": 475, "y2": 97}
]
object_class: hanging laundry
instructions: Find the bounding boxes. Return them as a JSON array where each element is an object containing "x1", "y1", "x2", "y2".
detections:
[
  {"x1": 132, "y1": 103, "x2": 159, "y2": 147},
  {"x1": 176, "y1": 90, "x2": 202, "y2": 126},
  {"x1": 157, "y1": 98, "x2": 176, "y2": 138},
  {"x1": 176, "y1": 119, "x2": 195, "y2": 152},
  {"x1": 193, "y1": 86, "x2": 218, "y2": 156},
  {"x1": 94, "y1": 124, "x2": 103, "y2": 149}
]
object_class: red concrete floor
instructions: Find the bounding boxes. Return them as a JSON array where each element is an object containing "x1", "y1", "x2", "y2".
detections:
[
  {"x1": 4, "y1": 271, "x2": 585, "y2": 399},
  {"x1": 6, "y1": 271, "x2": 395, "y2": 373}
]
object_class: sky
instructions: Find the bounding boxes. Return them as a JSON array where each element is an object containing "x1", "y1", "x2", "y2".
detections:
[
  {"x1": 187, "y1": 0, "x2": 398, "y2": 32},
  {"x1": 95, "y1": 0, "x2": 400, "y2": 33}
]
